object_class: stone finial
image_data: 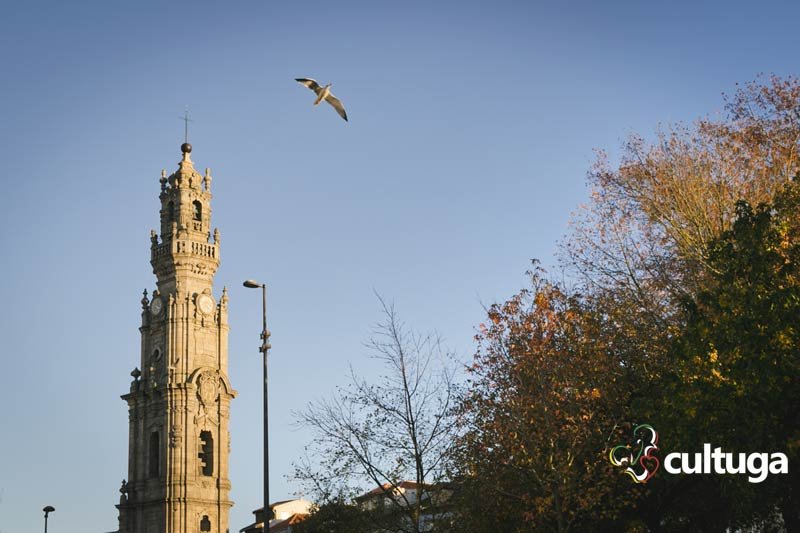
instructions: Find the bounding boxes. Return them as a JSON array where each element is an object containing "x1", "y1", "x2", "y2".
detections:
[
  {"x1": 204, "y1": 168, "x2": 212, "y2": 192},
  {"x1": 213, "y1": 228, "x2": 220, "y2": 244},
  {"x1": 221, "y1": 286, "x2": 229, "y2": 305},
  {"x1": 160, "y1": 169, "x2": 167, "y2": 192},
  {"x1": 141, "y1": 289, "x2": 149, "y2": 309},
  {"x1": 150, "y1": 230, "x2": 158, "y2": 246},
  {"x1": 131, "y1": 367, "x2": 141, "y2": 380},
  {"x1": 119, "y1": 480, "x2": 129, "y2": 504},
  {"x1": 181, "y1": 143, "x2": 192, "y2": 164}
]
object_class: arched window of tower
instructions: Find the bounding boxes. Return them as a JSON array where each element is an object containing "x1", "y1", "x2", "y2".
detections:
[{"x1": 199, "y1": 431, "x2": 214, "y2": 476}]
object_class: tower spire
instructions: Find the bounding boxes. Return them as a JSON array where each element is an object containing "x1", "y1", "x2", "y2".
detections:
[{"x1": 149, "y1": 143, "x2": 217, "y2": 296}]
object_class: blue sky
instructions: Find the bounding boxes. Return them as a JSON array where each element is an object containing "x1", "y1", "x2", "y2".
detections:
[{"x1": 1, "y1": 1, "x2": 798, "y2": 531}]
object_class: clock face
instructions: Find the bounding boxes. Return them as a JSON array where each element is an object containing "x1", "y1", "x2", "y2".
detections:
[
  {"x1": 150, "y1": 297, "x2": 163, "y2": 316},
  {"x1": 197, "y1": 294, "x2": 215, "y2": 315}
]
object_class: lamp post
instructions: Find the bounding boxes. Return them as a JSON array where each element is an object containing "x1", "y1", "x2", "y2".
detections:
[
  {"x1": 243, "y1": 279, "x2": 271, "y2": 529},
  {"x1": 43, "y1": 506, "x2": 55, "y2": 533}
]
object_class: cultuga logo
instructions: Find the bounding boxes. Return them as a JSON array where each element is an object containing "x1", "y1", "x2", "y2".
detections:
[
  {"x1": 609, "y1": 424, "x2": 790, "y2": 484},
  {"x1": 609, "y1": 424, "x2": 659, "y2": 484},
  {"x1": 664, "y1": 444, "x2": 788, "y2": 483}
]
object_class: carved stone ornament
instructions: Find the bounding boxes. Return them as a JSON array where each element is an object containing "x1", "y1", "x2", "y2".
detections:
[
  {"x1": 195, "y1": 371, "x2": 219, "y2": 426},
  {"x1": 190, "y1": 263, "x2": 209, "y2": 275},
  {"x1": 198, "y1": 372, "x2": 218, "y2": 406},
  {"x1": 169, "y1": 425, "x2": 183, "y2": 448}
]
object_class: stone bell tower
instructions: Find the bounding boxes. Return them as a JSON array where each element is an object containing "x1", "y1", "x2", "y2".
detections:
[{"x1": 117, "y1": 142, "x2": 235, "y2": 533}]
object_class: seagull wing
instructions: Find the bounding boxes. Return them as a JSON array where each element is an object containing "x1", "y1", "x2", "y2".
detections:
[
  {"x1": 295, "y1": 78, "x2": 322, "y2": 95},
  {"x1": 324, "y1": 92, "x2": 348, "y2": 122}
]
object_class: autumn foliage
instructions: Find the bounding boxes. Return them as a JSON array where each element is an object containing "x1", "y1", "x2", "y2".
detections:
[
  {"x1": 454, "y1": 76, "x2": 800, "y2": 532},
  {"x1": 454, "y1": 268, "x2": 636, "y2": 532}
]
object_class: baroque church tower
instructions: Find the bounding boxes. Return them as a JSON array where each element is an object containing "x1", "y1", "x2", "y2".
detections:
[{"x1": 118, "y1": 142, "x2": 235, "y2": 533}]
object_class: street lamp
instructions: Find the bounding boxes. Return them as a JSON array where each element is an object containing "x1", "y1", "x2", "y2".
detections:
[
  {"x1": 243, "y1": 279, "x2": 271, "y2": 528},
  {"x1": 43, "y1": 506, "x2": 55, "y2": 533}
]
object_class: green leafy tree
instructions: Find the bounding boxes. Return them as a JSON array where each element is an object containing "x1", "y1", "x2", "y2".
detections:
[
  {"x1": 661, "y1": 182, "x2": 800, "y2": 530},
  {"x1": 291, "y1": 499, "x2": 376, "y2": 533}
]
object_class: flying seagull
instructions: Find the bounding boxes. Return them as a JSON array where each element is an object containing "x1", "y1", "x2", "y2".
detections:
[{"x1": 295, "y1": 78, "x2": 348, "y2": 122}]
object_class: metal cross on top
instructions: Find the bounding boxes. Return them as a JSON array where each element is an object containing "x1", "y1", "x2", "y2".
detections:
[{"x1": 179, "y1": 107, "x2": 193, "y2": 143}]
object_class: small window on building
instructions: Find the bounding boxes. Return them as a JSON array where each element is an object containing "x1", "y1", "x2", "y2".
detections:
[
  {"x1": 149, "y1": 431, "x2": 160, "y2": 478},
  {"x1": 193, "y1": 200, "x2": 202, "y2": 221},
  {"x1": 199, "y1": 431, "x2": 214, "y2": 476},
  {"x1": 200, "y1": 515, "x2": 211, "y2": 531}
]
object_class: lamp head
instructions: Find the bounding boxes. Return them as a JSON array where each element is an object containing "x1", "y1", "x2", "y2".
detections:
[
  {"x1": 43, "y1": 506, "x2": 55, "y2": 513},
  {"x1": 243, "y1": 280, "x2": 263, "y2": 289}
]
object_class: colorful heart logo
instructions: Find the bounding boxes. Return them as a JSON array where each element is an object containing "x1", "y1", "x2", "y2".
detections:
[{"x1": 609, "y1": 424, "x2": 659, "y2": 484}]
